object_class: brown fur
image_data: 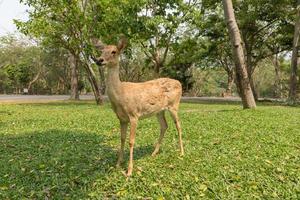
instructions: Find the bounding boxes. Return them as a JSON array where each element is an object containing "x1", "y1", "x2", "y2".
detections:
[{"x1": 94, "y1": 38, "x2": 184, "y2": 176}]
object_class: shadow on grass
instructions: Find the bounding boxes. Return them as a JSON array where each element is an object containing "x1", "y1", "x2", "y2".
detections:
[
  {"x1": 0, "y1": 129, "x2": 152, "y2": 199},
  {"x1": 181, "y1": 100, "x2": 241, "y2": 106},
  {"x1": 0, "y1": 110, "x2": 13, "y2": 115},
  {"x1": 182, "y1": 99, "x2": 300, "y2": 108},
  {"x1": 19, "y1": 100, "x2": 99, "y2": 107},
  {"x1": 214, "y1": 109, "x2": 240, "y2": 113},
  {"x1": 182, "y1": 108, "x2": 240, "y2": 113}
]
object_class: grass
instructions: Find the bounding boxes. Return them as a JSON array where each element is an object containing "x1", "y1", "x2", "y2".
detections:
[{"x1": 0, "y1": 101, "x2": 299, "y2": 199}]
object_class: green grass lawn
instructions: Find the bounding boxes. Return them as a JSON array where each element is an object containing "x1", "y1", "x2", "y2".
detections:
[{"x1": 0, "y1": 102, "x2": 299, "y2": 199}]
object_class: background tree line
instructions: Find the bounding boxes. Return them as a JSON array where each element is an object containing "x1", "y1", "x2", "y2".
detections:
[{"x1": 0, "y1": 0, "x2": 299, "y2": 105}]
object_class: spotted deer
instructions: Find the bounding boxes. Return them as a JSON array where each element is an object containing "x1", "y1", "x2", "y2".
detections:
[{"x1": 93, "y1": 37, "x2": 184, "y2": 176}]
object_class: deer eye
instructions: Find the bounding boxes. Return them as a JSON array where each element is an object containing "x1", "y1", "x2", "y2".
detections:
[{"x1": 111, "y1": 51, "x2": 116, "y2": 55}]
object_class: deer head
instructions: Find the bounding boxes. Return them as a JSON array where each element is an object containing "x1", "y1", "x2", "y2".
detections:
[{"x1": 92, "y1": 37, "x2": 127, "y2": 67}]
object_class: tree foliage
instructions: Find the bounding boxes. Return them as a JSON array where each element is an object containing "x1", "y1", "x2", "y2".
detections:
[
  {"x1": 0, "y1": 0, "x2": 296, "y2": 101},
  {"x1": 0, "y1": 34, "x2": 72, "y2": 94}
]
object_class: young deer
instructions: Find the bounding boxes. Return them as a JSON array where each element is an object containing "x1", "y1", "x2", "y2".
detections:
[{"x1": 93, "y1": 37, "x2": 184, "y2": 176}]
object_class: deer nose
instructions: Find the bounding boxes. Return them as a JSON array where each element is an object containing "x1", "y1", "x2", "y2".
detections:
[{"x1": 96, "y1": 58, "x2": 104, "y2": 65}]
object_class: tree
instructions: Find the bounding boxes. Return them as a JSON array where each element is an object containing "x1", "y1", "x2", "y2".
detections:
[
  {"x1": 198, "y1": 37, "x2": 235, "y2": 96},
  {"x1": 289, "y1": 0, "x2": 300, "y2": 103},
  {"x1": 137, "y1": 0, "x2": 197, "y2": 76},
  {"x1": 0, "y1": 35, "x2": 44, "y2": 94},
  {"x1": 94, "y1": 0, "x2": 198, "y2": 77},
  {"x1": 200, "y1": 0, "x2": 294, "y2": 100},
  {"x1": 163, "y1": 37, "x2": 199, "y2": 93},
  {"x1": 69, "y1": 53, "x2": 79, "y2": 100},
  {"x1": 0, "y1": 34, "x2": 80, "y2": 95},
  {"x1": 237, "y1": 0, "x2": 294, "y2": 100},
  {"x1": 272, "y1": 52, "x2": 283, "y2": 98},
  {"x1": 16, "y1": 0, "x2": 103, "y2": 104},
  {"x1": 222, "y1": 0, "x2": 256, "y2": 109}
]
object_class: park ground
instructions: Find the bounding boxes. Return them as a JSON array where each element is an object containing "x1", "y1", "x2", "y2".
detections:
[{"x1": 0, "y1": 101, "x2": 299, "y2": 199}]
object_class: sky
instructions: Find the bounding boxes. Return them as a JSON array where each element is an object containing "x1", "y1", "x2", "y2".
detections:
[{"x1": 0, "y1": 0, "x2": 29, "y2": 36}]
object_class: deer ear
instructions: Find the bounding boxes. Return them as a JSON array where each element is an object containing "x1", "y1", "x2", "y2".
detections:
[
  {"x1": 117, "y1": 36, "x2": 127, "y2": 52},
  {"x1": 91, "y1": 38, "x2": 105, "y2": 50}
]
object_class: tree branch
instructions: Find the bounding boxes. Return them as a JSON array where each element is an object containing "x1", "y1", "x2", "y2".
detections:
[{"x1": 249, "y1": 19, "x2": 279, "y2": 39}]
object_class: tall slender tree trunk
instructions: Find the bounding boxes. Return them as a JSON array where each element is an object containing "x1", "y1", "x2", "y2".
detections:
[
  {"x1": 222, "y1": 0, "x2": 256, "y2": 109},
  {"x1": 244, "y1": 41, "x2": 259, "y2": 101},
  {"x1": 248, "y1": 74, "x2": 258, "y2": 100},
  {"x1": 289, "y1": 0, "x2": 300, "y2": 103},
  {"x1": 154, "y1": 61, "x2": 163, "y2": 77},
  {"x1": 220, "y1": 58, "x2": 234, "y2": 96},
  {"x1": 98, "y1": 66, "x2": 106, "y2": 95},
  {"x1": 272, "y1": 53, "x2": 282, "y2": 98},
  {"x1": 153, "y1": 49, "x2": 163, "y2": 78},
  {"x1": 226, "y1": 69, "x2": 234, "y2": 95},
  {"x1": 69, "y1": 53, "x2": 80, "y2": 100},
  {"x1": 83, "y1": 61, "x2": 103, "y2": 105},
  {"x1": 27, "y1": 71, "x2": 41, "y2": 94},
  {"x1": 28, "y1": 55, "x2": 42, "y2": 94}
]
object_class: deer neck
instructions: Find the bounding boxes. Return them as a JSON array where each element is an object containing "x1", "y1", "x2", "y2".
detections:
[{"x1": 106, "y1": 62, "x2": 122, "y2": 101}]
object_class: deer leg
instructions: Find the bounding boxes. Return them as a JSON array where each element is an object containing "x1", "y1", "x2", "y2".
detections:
[
  {"x1": 169, "y1": 109, "x2": 184, "y2": 156},
  {"x1": 116, "y1": 121, "x2": 128, "y2": 167},
  {"x1": 127, "y1": 118, "x2": 137, "y2": 176},
  {"x1": 152, "y1": 111, "x2": 168, "y2": 156}
]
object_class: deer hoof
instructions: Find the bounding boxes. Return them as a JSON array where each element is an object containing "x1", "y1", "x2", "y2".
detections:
[
  {"x1": 126, "y1": 168, "x2": 133, "y2": 177},
  {"x1": 152, "y1": 145, "x2": 160, "y2": 156},
  {"x1": 151, "y1": 151, "x2": 158, "y2": 157}
]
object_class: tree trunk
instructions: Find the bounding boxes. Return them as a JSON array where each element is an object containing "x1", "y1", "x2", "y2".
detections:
[
  {"x1": 90, "y1": 56, "x2": 106, "y2": 95},
  {"x1": 98, "y1": 65, "x2": 106, "y2": 95},
  {"x1": 244, "y1": 42, "x2": 259, "y2": 101},
  {"x1": 83, "y1": 62, "x2": 103, "y2": 105},
  {"x1": 248, "y1": 74, "x2": 258, "y2": 100},
  {"x1": 289, "y1": 0, "x2": 300, "y2": 103},
  {"x1": 28, "y1": 55, "x2": 42, "y2": 94},
  {"x1": 272, "y1": 53, "x2": 282, "y2": 98},
  {"x1": 234, "y1": 70, "x2": 242, "y2": 97},
  {"x1": 222, "y1": 0, "x2": 256, "y2": 109},
  {"x1": 154, "y1": 61, "x2": 163, "y2": 77},
  {"x1": 27, "y1": 70, "x2": 41, "y2": 94},
  {"x1": 69, "y1": 53, "x2": 80, "y2": 100},
  {"x1": 220, "y1": 57, "x2": 234, "y2": 96},
  {"x1": 226, "y1": 69, "x2": 234, "y2": 95},
  {"x1": 153, "y1": 48, "x2": 163, "y2": 77}
]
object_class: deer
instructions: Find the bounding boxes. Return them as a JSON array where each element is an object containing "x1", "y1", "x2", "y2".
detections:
[{"x1": 92, "y1": 37, "x2": 184, "y2": 176}]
